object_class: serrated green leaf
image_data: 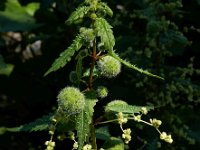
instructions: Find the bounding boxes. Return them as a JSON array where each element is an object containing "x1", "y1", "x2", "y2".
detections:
[
  {"x1": 105, "y1": 100, "x2": 154, "y2": 114},
  {"x1": 66, "y1": 6, "x2": 90, "y2": 25},
  {"x1": 0, "y1": 114, "x2": 52, "y2": 135},
  {"x1": 98, "y1": 2, "x2": 113, "y2": 17},
  {"x1": 110, "y1": 52, "x2": 164, "y2": 80},
  {"x1": 75, "y1": 91, "x2": 98, "y2": 150},
  {"x1": 94, "y1": 17, "x2": 115, "y2": 52},
  {"x1": 44, "y1": 34, "x2": 84, "y2": 76}
]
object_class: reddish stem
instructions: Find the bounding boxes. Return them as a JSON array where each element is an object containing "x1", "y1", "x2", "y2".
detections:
[{"x1": 88, "y1": 39, "x2": 97, "y2": 89}]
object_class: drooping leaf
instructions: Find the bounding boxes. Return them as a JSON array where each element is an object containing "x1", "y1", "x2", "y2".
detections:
[
  {"x1": 96, "y1": 126, "x2": 110, "y2": 140},
  {"x1": 105, "y1": 100, "x2": 154, "y2": 114},
  {"x1": 0, "y1": 0, "x2": 40, "y2": 32},
  {"x1": 110, "y1": 52, "x2": 164, "y2": 80},
  {"x1": 75, "y1": 49, "x2": 88, "y2": 82},
  {"x1": 0, "y1": 114, "x2": 52, "y2": 135},
  {"x1": 75, "y1": 91, "x2": 98, "y2": 150},
  {"x1": 44, "y1": 34, "x2": 84, "y2": 76},
  {"x1": 97, "y1": 2, "x2": 113, "y2": 17},
  {"x1": 94, "y1": 17, "x2": 115, "y2": 52},
  {"x1": 102, "y1": 137, "x2": 124, "y2": 150},
  {"x1": 66, "y1": 6, "x2": 90, "y2": 25}
]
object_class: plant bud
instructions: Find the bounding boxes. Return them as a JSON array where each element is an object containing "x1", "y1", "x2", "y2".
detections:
[
  {"x1": 90, "y1": 13, "x2": 97, "y2": 20},
  {"x1": 97, "y1": 55, "x2": 121, "y2": 78},
  {"x1": 97, "y1": 86, "x2": 108, "y2": 98},
  {"x1": 79, "y1": 27, "x2": 87, "y2": 33},
  {"x1": 57, "y1": 87, "x2": 85, "y2": 114}
]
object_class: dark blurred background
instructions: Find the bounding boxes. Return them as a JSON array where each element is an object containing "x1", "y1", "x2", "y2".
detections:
[{"x1": 1, "y1": 0, "x2": 200, "y2": 149}]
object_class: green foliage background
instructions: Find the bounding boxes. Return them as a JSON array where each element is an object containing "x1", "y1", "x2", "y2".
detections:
[{"x1": 1, "y1": 0, "x2": 200, "y2": 149}]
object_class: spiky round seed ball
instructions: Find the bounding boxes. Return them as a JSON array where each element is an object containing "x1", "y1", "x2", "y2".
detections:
[
  {"x1": 97, "y1": 56, "x2": 121, "y2": 78},
  {"x1": 57, "y1": 87, "x2": 85, "y2": 114},
  {"x1": 97, "y1": 86, "x2": 108, "y2": 98}
]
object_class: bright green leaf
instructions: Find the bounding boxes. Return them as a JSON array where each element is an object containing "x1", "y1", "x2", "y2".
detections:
[
  {"x1": 94, "y1": 17, "x2": 115, "y2": 52},
  {"x1": 110, "y1": 52, "x2": 164, "y2": 80},
  {"x1": 66, "y1": 6, "x2": 90, "y2": 25},
  {"x1": 75, "y1": 91, "x2": 97, "y2": 150},
  {"x1": 105, "y1": 100, "x2": 154, "y2": 114},
  {"x1": 44, "y1": 34, "x2": 84, "y2": 76},
  {"x1": 98, "y1": 2, "x2": 113, "y2": 17}
]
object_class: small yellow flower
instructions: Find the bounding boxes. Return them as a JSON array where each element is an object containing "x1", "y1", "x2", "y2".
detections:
[
  {"x1": 122, "y1": 128, "x2": 132, "y2": 144},
  {"x1": 150, "y1": 118, "x2": 162, "y2": 128},
  {"x1": 133, "y1": 115, "x2": 141, "y2": 122}
]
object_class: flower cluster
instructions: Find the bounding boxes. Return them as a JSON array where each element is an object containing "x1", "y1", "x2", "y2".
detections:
[
  {"x1": 160, "y1": 132, "x2": 173, "y2": 144},
  {"x1": 45, "y1": 141, "x2": 55, "y2": 150},
  {"x1": 122, "y1": 128, "x2": 132, "y2": 144},
  {"x1": 150, "y1": 118, "x2": 162, "y2": 128},
  {"x1": 117, "y1": 112, "x2": 128, "y2": 125}
]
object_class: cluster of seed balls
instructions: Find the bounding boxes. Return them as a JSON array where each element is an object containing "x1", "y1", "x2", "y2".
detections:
[{"x1": 57, "y1": 55, "x2": 121, "y2": 113}]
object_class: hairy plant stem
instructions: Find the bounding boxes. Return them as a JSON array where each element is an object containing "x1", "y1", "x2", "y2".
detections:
[
  {"x1": 88, "y1": 38, "x2": 97, "y2": 149},
  {"x1": 88, "y1": 39, "x2": 97, "y2": 89},
  {"x1": 90, "y1": 124, "x2": 97, "y2": 149}
]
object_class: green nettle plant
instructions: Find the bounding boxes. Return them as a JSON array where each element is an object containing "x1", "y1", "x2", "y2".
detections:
[{"x1": 0, "y1": 0, "x2": 174, "y2": 149}]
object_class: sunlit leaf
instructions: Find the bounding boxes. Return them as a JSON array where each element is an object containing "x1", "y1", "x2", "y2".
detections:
[
  {"x1": 45, "y1": 34, "x2": 84, "y2": 76},
  {"x1": 94, "y1": 17, "x2": 115, "y2": 52},
  {"x1": 75, "y1": 91, "x2": 97, "y2": 150},
  {"x1": 66, "y1": 6, "x2": 90, "y2": 25},
  {"x1": 110, "y1": 52, "x2": 164, "y2": 80}
]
